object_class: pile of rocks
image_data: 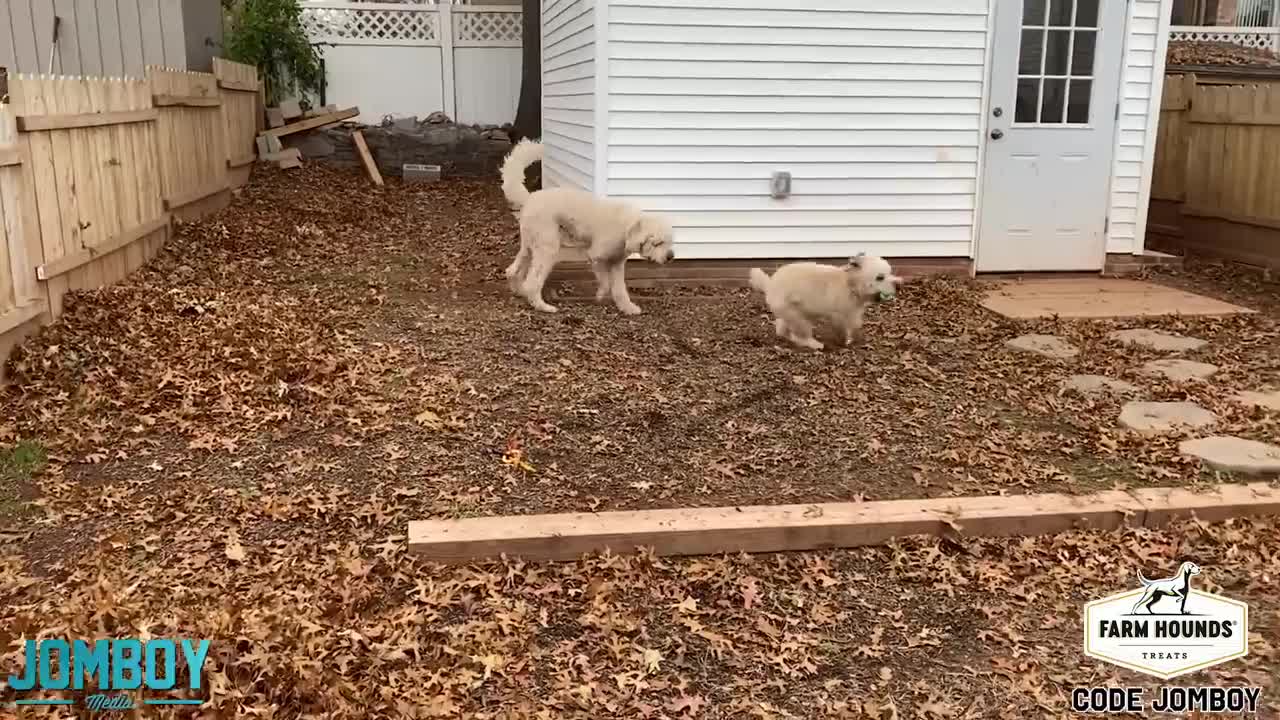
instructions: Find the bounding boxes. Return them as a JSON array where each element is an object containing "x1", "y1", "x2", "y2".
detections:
[{"x1": 284, "y1": 111, "x2": 519, "y2": 179}]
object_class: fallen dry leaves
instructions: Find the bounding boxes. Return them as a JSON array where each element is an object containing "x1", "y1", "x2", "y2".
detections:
[
  {"x1": 1167, "y1": 39, "x2": 1280, "y2": 68},
  {"x1": 0, "y1": 164, "x2": 1277, "y2": 717}
]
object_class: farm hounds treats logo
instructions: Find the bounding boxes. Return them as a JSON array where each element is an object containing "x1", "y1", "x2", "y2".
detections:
[
  {"x1": 4, "y1": 638, "x2": 210, "y2": 711},
  {"x1": 1073, "y1": 562, "x2": 1262, "y2": 715}
]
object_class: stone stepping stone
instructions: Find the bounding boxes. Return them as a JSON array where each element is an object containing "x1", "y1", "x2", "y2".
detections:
[
  {"x1": 1119, "y1": 401, "x2": 1218, "y2": 433},
  {"x1": 1179, "y1": 436, "x2": 1280, "y2": 474},
  {"x1": 1140, "y1": 358, "x2": 1218, "y2": 381},
  {"x1": 1108, "y1": 328, "x2": 1207, "y2": 352},
  {"x1": 1006, "y1": 334, "x2": 1078, "y2": 360},
  {"x1": 1233, "y1": 389, "x2": 1280, "y2": 411},
  {"x1": 1061, "y1": 374, "x2": 1139, "y2": 397}
]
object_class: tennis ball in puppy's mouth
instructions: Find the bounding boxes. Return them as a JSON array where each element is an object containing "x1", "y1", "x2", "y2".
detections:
[{"x1": 877, "y1": 290, "x2": 895, "y2": 302}]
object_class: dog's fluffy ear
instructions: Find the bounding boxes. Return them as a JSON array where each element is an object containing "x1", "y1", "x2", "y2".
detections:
[{"x1": 847, "y1": 252, "x2": 865, "y2": 269}]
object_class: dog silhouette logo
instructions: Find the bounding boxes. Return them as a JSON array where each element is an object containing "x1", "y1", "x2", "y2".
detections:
[
  {"x1": 1130, "y1": 561, "x2": 1201, "y2": 616},
  {"x1": 1084, "y1": 561, "x2": 1248, "y2": 680}
]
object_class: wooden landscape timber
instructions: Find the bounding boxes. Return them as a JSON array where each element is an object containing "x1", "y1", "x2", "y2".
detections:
[
  {"x1": 408, "y1": 483, "x2": 1280, "y2": 564},
  {"x1": 259, "y1": 107, "x2": 359, "y2": 140},
  {"x1": 351, "y1": 130, "x2": 384, "y2": 186}
]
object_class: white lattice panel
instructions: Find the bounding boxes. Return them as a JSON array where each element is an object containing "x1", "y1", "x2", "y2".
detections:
[
  {"x1": 1169, "y1": 26, "x2": 1280, "y2": 50},
  {"x1": 453, "y1": 10, "x2": 522, "y2": 46},
  {"x1": 301, "y1": 4, "x2": 440, "y2": 44}
]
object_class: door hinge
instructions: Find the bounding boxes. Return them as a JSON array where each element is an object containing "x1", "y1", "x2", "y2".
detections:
[
  {"x1": 1114, "y1": 101, "x2": 1120, "y2": 120},
  {"x1": 1104, "y1": 216, "x2": 1110, "y2": 234}
]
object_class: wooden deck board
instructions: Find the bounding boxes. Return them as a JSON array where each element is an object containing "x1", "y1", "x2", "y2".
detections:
[{"x1": 407, "y1": 482, "x2": 1280, "y2": 564}]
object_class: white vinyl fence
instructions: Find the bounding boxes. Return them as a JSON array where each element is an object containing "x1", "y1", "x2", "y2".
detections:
[
  {"x1": 1169, "y1": 25, "x2": 1280, "y2": 50},
  {"x1": 300, "y1": 2, "x2": 522, "y2": 126}
]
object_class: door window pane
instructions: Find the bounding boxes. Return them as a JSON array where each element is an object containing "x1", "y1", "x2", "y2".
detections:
[
  {"x1": 1016, "y1": 78, "x2": 1041, "y2": 122},
  {"x1": 1014, "y1": 0, "x2": 1099, "y2": 124},
  {"x1": 1045, "y1": 30, "x2": 1072, "y2": 75},
  {"x1": 1048, "y1": 0, "x2": 1074, "y2": 25},
  {"x1": 1067, "y1": 79, "x2": 1092, "y2": 122},
  {"x1": 1023, "y1": 0, "x2": 1048, "y2": 24},
  {"x1": 1041, "y1": 78, "x2": 1067, "y2": 122},
  {"x1": 1076, "y1": 0, "x2": 1100, "y2": 27},
  {"x1": 1020, "y1": 29, "x2": 1045, "y2": 74},
  {"x1": 1071, "y1": 30, "x2": 1097, "y2": 75}
]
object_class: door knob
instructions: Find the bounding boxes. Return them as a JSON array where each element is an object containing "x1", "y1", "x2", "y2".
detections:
[{"x1": 990, "y1": 129, "x2": 1004, "y2": 140}]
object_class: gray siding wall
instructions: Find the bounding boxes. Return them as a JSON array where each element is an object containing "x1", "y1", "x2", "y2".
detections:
[{"x1": 0, "y1": 0, "x2": 187, "y2": 77}]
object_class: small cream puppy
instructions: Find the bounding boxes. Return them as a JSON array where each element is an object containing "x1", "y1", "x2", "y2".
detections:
[{"x1": 748, "y1": 253, "x2": 902, "y2": 350}]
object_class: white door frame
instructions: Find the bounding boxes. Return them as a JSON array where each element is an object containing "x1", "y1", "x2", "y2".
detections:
[{"x1": 972, "y1": 0, "x2": 1129, "y2": 273}]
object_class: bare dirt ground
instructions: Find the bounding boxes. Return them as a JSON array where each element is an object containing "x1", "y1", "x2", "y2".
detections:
[{"x1": 1, "y1": 165, "x2": 1278, "y2": 717}]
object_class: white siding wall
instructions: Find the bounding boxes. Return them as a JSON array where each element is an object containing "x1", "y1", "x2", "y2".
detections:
[
  {"x1": 1107, "y1": 0, "x2": 1172, "y2": 254},
  {"x1": 542, "y1": 0, "x2": 595, "y2": 192},
  {"x1": 605, "y1": 0, "x2": 988, "y2": 260}
]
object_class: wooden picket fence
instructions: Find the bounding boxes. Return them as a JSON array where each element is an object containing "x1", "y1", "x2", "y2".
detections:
[
  {"x1": 0, "y1": 58, "x2": 261, "y2": 371},
  {"x1": 1148, "y1": 72, "x2": 1280, "y2": 271}
]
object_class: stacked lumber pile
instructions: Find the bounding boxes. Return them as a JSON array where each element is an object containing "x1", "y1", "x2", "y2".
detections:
[
  {"x1": 257, "y1": 102, "x2": 359, "y2": 171},
  {"x1": 258, "y1": 101, "x2": 381, "y2": 185},
  {"x1": 1167, "y1": 40, "x2": 1280, "y2": 67}
]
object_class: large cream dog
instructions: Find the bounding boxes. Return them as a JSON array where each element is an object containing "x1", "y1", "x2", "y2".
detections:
[
  {"x1": 500, "y1": 139, "x2": 675, "y2": 315},
  {"x1": 749, "y1": 254, "x2": 902, "y2": 350}
]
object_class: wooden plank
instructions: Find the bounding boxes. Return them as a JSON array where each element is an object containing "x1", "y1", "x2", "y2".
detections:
[
  {"x1": 16, "y1": 108, "x2": 159, "y2": 132},
  {"x1": 7, "y1": 76, "x2": 63, "y2": 316},
  {"x1": 227, "y1": 151, "x2": 256, "y2": 168},
  {"x1": 102, "y1": 79, "x2": 135, "y2": 276},
  {"x1": 133, "y1": 80, "x2": 166, "y2": 265},
  {"x1": 351, "y1": 130, "x2": 384, "y2": 186},
  {"x1": 0, "y1": 147, "x2": 19, "y2": 167},
  {"x1": 163, "y1": 179, "x2": 229, "y2": 211},
  {"x1": 407, "y1": 483, "x2": 1280, "y2": 564},
  {"x1": 70, "y1": 76, "x2": 114, "y2": 289},
  {"x1": 35, "y1": 214, "x2": 168, "y2": 280},
  {"x1": 1182, "y1": 205, "x2": 1280, "y2": 231},
  {"x1": 217, "y1": 77, "x2": 259, "y2": 92},
  {"x1": 43, "y1": 75, "x2": 87, "y2": 309},
  {"x1": 410, "y1": 501, "x2": 945, "y2": 564},
  {"x1": 0, "y1": 301, "x2": 47, "y2": 336},
  {"x1": 1137, "y1": 484, "x2": 1280, "y2": 528},
  {"x1": 260, "y1": 107, "x2": 359, "y2": 139},
  {"x1": 152, "y1": 94, "x2": 221, "y2": 108},
  {"x1": 1179, "y1": 214, "x2": 1280, "y2": 271},
  {"x1": 1190, "y1": 110, "x2": 1280, "y2": 126}
]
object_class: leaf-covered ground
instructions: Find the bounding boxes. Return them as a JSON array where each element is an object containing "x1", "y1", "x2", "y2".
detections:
[{"x1": 1, "y1": 165, "x2": 1278, "y2": 717}]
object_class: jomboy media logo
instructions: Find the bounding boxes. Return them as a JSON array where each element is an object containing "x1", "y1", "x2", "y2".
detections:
[
  {"x1": 5, "y1": 638, "x2": 210, "y2": 710},
  {"x1": 1084, "y1": 562, "x2": 1249, "y2": 680}
]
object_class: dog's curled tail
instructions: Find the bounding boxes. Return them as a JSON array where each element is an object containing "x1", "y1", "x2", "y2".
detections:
[
  {"x1": 500, "y1": 138, "x2": 544, "y2": 210},
  {"x1": 1137, "y1": 570, "x2": 1152, "y2": 586},
  {"x1": 748, "y1": 267, "x2": 771, "y2": 294}
]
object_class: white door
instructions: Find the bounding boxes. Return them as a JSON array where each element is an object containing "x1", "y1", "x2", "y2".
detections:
[{"x1": 977, "y1": 0, "x2": 1127, "y2": 272}]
